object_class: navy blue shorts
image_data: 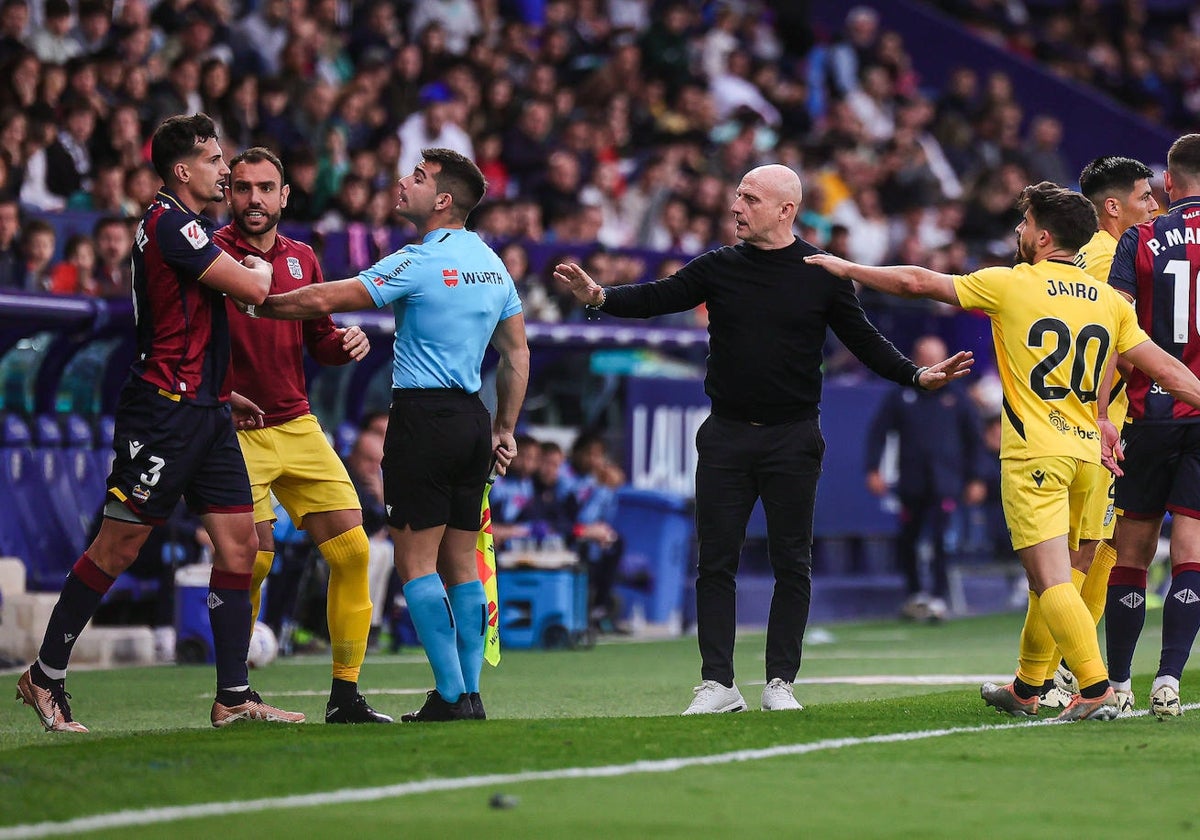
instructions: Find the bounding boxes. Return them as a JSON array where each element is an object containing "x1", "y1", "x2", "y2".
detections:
[
  {"x1": 1114, "y1": 421, "x2": 1200, "y2": 520},
  {"x1": 106, "y1": 379, "x2": 253, "y2": 525},
  {"x1": 383, "y1": 389, "x2": 491, "y2": 531}
]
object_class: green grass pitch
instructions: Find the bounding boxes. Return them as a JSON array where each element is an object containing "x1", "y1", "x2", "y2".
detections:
[{"x1": 1, "y1": 611, "x2": 1197, "y2": 838}]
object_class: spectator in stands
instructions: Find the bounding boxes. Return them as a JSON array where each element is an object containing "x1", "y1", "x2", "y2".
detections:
[
  {"x1": 91, "y1": 215, "x2": 133, "y2": 299},
  {"x1": 1022, "y1": 115, "x2": 1070, "y2": 186},
  {"x1": 124, "y1": 164, "x2": 161, "y2": 213},
  {"x1": 48, "y1": 232, "x2": 94, "y2": 295},
  {"x1": 556, "y1": 164, "x2": 973, "y2": 716},
  {"x1": 501, "y1": 240, "x2": 558, "y2": 323},
  {"x1": 0, "y1": 0, "x2": 27, "y2": 67},
  {"x1": 20, "y1": 216, "x2": 53, "y2": 292},
  {"x1": 565, "y1": 432, "x2": 625, "y2": 633},
  {"x1": 410, "y1": 0, "x2": 482, "y2": 57},
  {"x1": 489, "y1": 431, "x2": 541, "y2": 549},
  {"x1": 0, "y1": 196, "x2": 23, "y2": 289},
  {"x1": 342, "y1": 418, "x2": 394, "y2": 652},
  {"x1": 76, "y1": 0, "x2": 111, "y2": 56},
  {"x1": 28, "y1": 0, "x2": 80, "y2": 64},
  {"x1": 148, "y1": 56, "x2": 201, "y2": 127},
  {"x1": 828, "y1": 5, "x2": 880, "y2": 97},
  {"x1": 502, "y1": 99, "x2": 556, "y2": 195},
  {"x1": 864, "y1": 334, "x2": 986, "y2": 623},
  {"x1": 396, "y1": 82, "x2": 474, "y2": 180}
]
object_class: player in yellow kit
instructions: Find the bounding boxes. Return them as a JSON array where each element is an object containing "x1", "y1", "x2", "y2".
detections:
[
  {"x1": 1036, "y1": 156, "x2": 1159, "y2": 708},
  {"x1": 807, "y1": 181, "x2": 1200, "y2": 721}
]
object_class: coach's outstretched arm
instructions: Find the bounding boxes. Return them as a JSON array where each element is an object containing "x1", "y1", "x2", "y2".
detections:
[
  {"x1": 804, "y1": 253, "x2": 963, "y2": 307},
  {"x1": 254, "y1": 277, "x2": 376, "y2": 320}
]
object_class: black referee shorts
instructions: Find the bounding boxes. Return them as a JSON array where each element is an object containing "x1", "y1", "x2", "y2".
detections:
[{"x1": 382, "y1": 388, "x2": 492, "y2": 531}]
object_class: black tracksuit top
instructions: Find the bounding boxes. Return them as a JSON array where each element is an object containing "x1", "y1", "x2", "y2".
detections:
[{"x1": 600, "y1": 237, "x2": 922, "y2": 424}]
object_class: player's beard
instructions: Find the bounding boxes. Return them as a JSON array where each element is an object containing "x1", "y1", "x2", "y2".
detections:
[
  {"x1": 234, "y1": 208, "x2": 281, "y2": 237},
  {"x1": 1015, "y1": 236, "x2": 1033, "y2": 264}
]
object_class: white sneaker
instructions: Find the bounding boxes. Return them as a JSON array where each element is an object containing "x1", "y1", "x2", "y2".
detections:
[
  {"x1": 900, "y1": 593, "x2": 931, "y2": 621},
  {"x1": 1038, "y1": 685, "x2": 1074, "y2": 710},
  {"x1": 1151, "y1": 684, "x2": 1182, "y2": 719},
  {"x1": 681, "y1": 680, "x2": 747, "y2": 715},
  {"x1": 761, "y1": 678, "x2": 804, "y2": 711},
  {"x1": 925, "y1": 597, "x2": 948, "y2": 622},
  {"x1": 1053, "y1": 663, "x2": 1078, "y2": 695},
  {"x1": 1114, "y1": 689, "x2": 1135, "y2": 717}
]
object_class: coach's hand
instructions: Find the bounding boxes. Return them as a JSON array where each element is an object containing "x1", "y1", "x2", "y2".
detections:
[
  {"x1": 338, "y1": 325, "x2": 370, "y2": 361},
  {"x1": 918, "y1": 351, "x2": 974, "y2": 391},
  {"x1": 553, "y1": 262, "x2": 605, "y2": 307},
  {"x1": 230, "y1": 391, "x2": 265, "y2": 431}
]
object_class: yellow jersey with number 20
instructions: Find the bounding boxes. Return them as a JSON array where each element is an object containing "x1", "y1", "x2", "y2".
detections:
[
  {"x1": 1073, "y1": 228, "x2": 1130, "y2": 429},
  {"x1": 954, "y1": 259, "x2": 1150, "y2": 463}
]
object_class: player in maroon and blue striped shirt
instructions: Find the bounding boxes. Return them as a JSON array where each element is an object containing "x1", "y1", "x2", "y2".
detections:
[
  {"x1": 1106, "y1": 133, "x2": 1200, "y2": 719},
  {"x1": 15, "y1": 114, "x2": 304, "y2": 732}
]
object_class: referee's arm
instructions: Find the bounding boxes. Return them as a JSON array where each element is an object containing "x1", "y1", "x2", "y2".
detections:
[
  {"x1": 490, "y1": 312, "x2": 530, "y2": 473},
  {"x1": 256, "y1": 277, "x2": 376, "y2": 320}
]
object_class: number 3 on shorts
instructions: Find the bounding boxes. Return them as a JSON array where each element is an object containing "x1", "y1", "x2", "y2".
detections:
[{"x1": 140, "y1": 455, "x2": 166, "y2": 487}]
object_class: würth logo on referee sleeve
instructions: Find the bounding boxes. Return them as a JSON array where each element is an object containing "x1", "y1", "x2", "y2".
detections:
[{"x1": 443, "y1": 268, "x2": 459, "y2": 287}]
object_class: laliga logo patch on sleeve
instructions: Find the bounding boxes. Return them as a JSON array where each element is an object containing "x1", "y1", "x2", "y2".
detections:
[
  {"x1": 181, "y1": 220, "x2": 209, "y2": 250},
  {"x1": 287, "y1": 256, "x2": 303, "y2": 279}
]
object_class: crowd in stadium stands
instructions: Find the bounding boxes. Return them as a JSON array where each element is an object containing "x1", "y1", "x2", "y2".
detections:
[
  {"x1": 0, "y1": 0, "x2": 1194, "y2": 327},
  {"x1": 935, "y1": 0, "x2": 1200, "y2": 131}
]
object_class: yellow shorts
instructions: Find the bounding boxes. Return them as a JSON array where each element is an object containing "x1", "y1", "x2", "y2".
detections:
[
  {"x1": 237, "y1": 414, "x2": 360, "y2": 525},
  {"x1": 1000, "y1": 456, "x2": 1097, "y2": 551},
  {"x1": 1076, "y1": 460, "x2": 1116, "y2": 542}
]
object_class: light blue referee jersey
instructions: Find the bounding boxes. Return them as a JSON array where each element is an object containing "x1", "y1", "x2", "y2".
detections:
[{"x1": 358, "y1": 228, "x2": 523, "y2": 393}]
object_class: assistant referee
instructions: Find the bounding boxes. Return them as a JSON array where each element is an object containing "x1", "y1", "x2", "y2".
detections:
[{"x1": 556, "y1": 163, "x2": 973, "y2": 715}]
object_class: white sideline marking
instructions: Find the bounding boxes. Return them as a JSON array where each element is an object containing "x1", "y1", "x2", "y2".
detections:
[{"x1": 6, "y1": 706, "x2": 1195, "y2": 839}]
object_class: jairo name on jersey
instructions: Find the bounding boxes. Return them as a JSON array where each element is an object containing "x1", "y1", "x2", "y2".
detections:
[
  {"x1": 1045, "y1": 279, "x2": 1098, "y2": 300},
  {"x1": 1146, "y1": 225, "x2": 1200, "y2": 255},
  {"x1": 460, "y1": 271, "x2": 506, "y2": 285}
]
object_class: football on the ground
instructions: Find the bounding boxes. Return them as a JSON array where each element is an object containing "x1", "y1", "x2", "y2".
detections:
[{"x1": 248, "y1": 622, "x2": 278, "y2": 668}]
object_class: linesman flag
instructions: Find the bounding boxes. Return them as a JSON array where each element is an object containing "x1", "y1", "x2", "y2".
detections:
[{"x1": 476, "y1": 480, "x2": 501, "y2": 666}]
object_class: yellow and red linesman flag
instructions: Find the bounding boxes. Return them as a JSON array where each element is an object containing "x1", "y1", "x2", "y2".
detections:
[{"x1": 476, "y1": 483, "x2": 501, "y2": 666}]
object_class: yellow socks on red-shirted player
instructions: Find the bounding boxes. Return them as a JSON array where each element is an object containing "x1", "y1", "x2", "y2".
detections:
[
  {"x1": 1016, "y1": 590, "x2": 1057, "y2": 689},
  {"x1": 318, "y1": 527, "x2": 373, "y2": 683},
  {"x1": 250, "y1": 550, "x2": 274, "y2": 626},
  {"x1": 1039, "y1": 581, "x2": 1108, "y2": 691}
]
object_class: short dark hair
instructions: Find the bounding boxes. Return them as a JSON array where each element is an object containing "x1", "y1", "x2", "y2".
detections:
[
  {"x1": 421, "y1": 147, "x2": 487, "y2": 219},
  {"x1": 150, "y1": 113, "x2": 218, "y2": 183},
  {"x1": 229, "y1": 146, "x2": 285, "y2": 184},
  {"x1": 1017, "y1": 181, "x2": 1097, "y2": 253},
  {"x1": 1167, "y1": 134, "x2": 1200, "y2": 184},
  {"x1": 1078, "y1": 156, "x2": 1154, "y2": 204}
]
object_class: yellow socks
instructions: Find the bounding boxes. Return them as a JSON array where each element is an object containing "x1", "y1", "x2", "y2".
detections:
[
  {"x1": 1016, "y1": 590, "x2": 1056, "y2": 689},
  {"x1": 250, "y1": 550, "x2": 274, "y2": 626},
  {"x1": 318, "y1": 527, "x2": 373, "y2": 683},
  {"x1": 1039, "y1": 581, "x2": 1108, "y2": 691},
  {"x1": 1081, "y1": 540, "x2": 1117, "y2": 624}
]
